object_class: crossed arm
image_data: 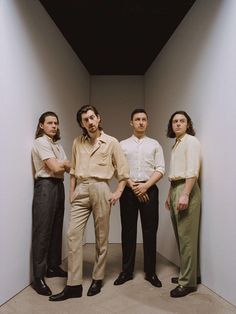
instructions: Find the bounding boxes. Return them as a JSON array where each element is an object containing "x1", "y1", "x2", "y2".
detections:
[{"x1": 44, "y1": 158, "x2": 71, "y2": 175}]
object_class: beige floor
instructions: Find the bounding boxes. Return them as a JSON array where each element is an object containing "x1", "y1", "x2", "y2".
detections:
[{"x1": 1, "y1": 244, "x2": 236, "y2": 314}]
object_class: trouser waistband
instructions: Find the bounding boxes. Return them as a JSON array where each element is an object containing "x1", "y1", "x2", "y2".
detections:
[
  {"x1": 170, "y1": 179, "x2": 186, "y2": 187},
  {"x1": 77, "y1": 178, "x2": 109, "y2": 184},
  {"x1": 36, "y1": 177, "x2": 63, "y2": 182},
  {"x1": 134, "y1": 181, "x2": 147, "y2": 183}
]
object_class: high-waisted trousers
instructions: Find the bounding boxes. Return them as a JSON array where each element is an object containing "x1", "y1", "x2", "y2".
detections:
[
  {"x1": 32, "y1": 177, "x2": 65, "y2": 278},
  {"x1": 119, "y1": 185, "x2": 159, "y2": 275},
  {"x1": 170, "y1": 179, "x2": 201, "y2": 287},
  {"x1": 67, "y1": 180, "x2": 111, "y2": 286}
]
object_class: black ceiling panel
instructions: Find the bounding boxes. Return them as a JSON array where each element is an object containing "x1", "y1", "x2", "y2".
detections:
[{"x1": 39, "y1": 0, "x2": 196, "y2": 75}]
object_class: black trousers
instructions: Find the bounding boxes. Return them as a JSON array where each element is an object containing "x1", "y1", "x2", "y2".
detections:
[
  {"x1": 119, "y1": 185, "x2": 159, "y2": 275},
  {"x1": 32, "y1": 178, "x2": 65, "y2": 278}
]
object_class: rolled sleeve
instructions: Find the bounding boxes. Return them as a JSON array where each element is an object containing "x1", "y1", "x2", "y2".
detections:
[
  {"x1": 34, "y1": 137, "x2": 55, "y2": 161},
  {"x1": 112, "y1": 140, "x2": 129, "y2": 181},
  {"x1": 154, "y1": 144, "x2": 165, "y2": 175},
  {"x1": 185, "y1": 138, "x2": 201, "y2": 178},
  {"x1": 69, "y1": 138, "x2": 77, "y2": 176}
]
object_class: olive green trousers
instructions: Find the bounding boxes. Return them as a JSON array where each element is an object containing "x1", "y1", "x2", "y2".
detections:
[{"x1": 170, "y1": 180, "x2": 201, "y2": 287}]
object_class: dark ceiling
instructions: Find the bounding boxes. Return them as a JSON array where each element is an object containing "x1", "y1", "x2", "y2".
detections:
[{"x1": 39, "y1": 0, "x2": 196, "y2": 75}]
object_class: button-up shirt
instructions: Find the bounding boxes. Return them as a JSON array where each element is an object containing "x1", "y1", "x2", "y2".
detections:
[
  {"x1": 70, "y1": 131, "x2": 129, "y2": 182},
  {"x1": 169, "y1": 134, "x2": 201, "y2": 181},
  {"x1": 120, "y1": 135, "x2": 165, "y2": 182},
  {"x1": 32, "y1": 134, "x2": 67, "y2": 179}
]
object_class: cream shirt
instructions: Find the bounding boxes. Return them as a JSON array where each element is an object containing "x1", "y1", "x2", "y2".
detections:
[
  {"x1": 32, "y1": 135, "x2": 67, "y2": 179},
  {"x1": 168, "y1": 134, "x2": 201, "y2": 181},
  {"x1": 120, "y1": 135, "x2": 165, "y2": 182},
  {"x1": 70, "y1": 131, "x2": 129, "y2": 182}
]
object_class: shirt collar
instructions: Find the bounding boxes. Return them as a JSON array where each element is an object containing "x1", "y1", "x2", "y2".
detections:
[
  {"x1": 131, "y1": 134, "x2": 146, "y2": 143},
  {"x1": 84, "y1": 130, "x2": 107, "y2": 143},
  {"x1": 177, "y1": 133, "x2": 187, "y2": 142},
  {"x1": 173, "y1": 133, "x2": 187, "y2": 149},
  {"x1": 98, "y1": 131, "x2": 107, "y2": 143},
  {"x1": 43, "y1": 134, "x2": 57, "y2": 144}
]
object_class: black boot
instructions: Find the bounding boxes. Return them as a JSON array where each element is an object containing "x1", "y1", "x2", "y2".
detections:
[
  {"x1": 32, "y1": 277, "x2": 52, "y2": 296},
  {"x1": 49, "y1": 285, "x2": 83, "y2": 301}
]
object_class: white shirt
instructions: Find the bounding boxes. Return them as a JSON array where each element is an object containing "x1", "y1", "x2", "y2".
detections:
[
  {"x1": 169, "y1": 134, "x2": 201, "y2": 181},
  {"x1": 32, "y1": 135, "x2": 67, "y2": 179},
  {"x1": 120, "y1": 135, "x2": 165, "y2": 182}
]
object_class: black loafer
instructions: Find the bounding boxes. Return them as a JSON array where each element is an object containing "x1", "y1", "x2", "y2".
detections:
[
  {"x1": 114, "y1": 272, "x2": 133, "y2": 285},
  {"x1": 145, "y1": 274, "x2": 162, "y2": 287},
  {"x1": 46, "y1": 266, "x2": 67, "y2": 278},
  {"x1": 49, "y1": 285, "x2": 83, "y2": 301},
  {"x1": 171, "y1": 276, "x2": 201, "y2": 284},
  {"x1": 87, "y1": 280, "x2": 102, "y2": 296},
  {"x1": 170, "y1": 285, "x2": 197, "y2": 298},
  {"x1": 32, "y1": 277, "x2": 52, "y2": 296}
]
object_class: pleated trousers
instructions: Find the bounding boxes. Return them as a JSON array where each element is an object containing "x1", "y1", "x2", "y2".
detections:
[
  {"x1": 67, "y1": 180, "x2": 111, "y2": 286},
  {"x1": 32, "y1": 177, "x2": 65, "y2": 278},
  {"x1": 170, "y1": 179, "x2": 201, "y2": 287}
]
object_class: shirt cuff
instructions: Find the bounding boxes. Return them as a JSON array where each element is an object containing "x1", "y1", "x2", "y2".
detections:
[
  {"x1": 155, "y1": 167, "x2": 165, "y2": 176},
  {"x1": 70, "y1": 168, "x2": 75, "y2": 176}
]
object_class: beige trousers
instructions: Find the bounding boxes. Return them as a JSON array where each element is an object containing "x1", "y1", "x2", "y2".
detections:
[{"x1": 67, "y1": 180, "x2": 111, "y2": 286}]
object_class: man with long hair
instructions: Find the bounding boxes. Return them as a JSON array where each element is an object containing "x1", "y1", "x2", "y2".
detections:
[
  {"x1": 31, "y1": 111, "x2": 71, "y2": 296},
  {"x1": 49, "y1": 105, "x2": 129, "y2": 301},
  {"x1": 165, "y1": 111, "x2": 201, "y2": 298}
]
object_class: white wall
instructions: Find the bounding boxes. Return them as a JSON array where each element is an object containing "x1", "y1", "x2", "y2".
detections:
[
  {"x1": 0, "y1": 0, "x2": 89, "y2": 305},
  {"x1": 2, "y1": 0, "x2": 236, "y2": 307},
  {"x1": 87, "y1": 76, "x2": 145, "y2": 243},
  {"x1": 145, "y1": 0, "x2": 236, "y2": 306}
]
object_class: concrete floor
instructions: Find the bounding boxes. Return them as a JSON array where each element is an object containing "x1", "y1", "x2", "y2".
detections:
[{"x1": 0, "y1": 244, "x2": 236, "y2": 314}]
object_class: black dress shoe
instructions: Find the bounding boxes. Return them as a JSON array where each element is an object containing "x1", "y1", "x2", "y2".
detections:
[
  {"x1": 171, "y1": 276, "x2": 201, "y2": 284},
  {"x1": 145, "y1": 274, "x2": 162, "y2": 288},
  {"x1": 46, "y1": 266, "x2": 67, "y2": 278},
  {"x1": 32, "y1": 277, "x2": 52, "y2": 296},
  {"x1": 114, "y1": 272, "x2": 133, "y2": 285},
  {"x1": 170, "y1": 285, "x2": 197, "y2": 298},
  {"x1": 49, "y1": 285, "x2": 83, "y2": 301},
  {"x1": 87, "y1": 280, "x2": 102, "y2": 296}
]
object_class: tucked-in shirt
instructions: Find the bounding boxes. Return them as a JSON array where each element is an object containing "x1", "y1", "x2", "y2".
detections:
[
  {"x1": 70, "y1": 131, "x2": 129, "y2": 182},
  {"x1": 32, "y1": 134, "x2": 67, "y2": 179},
  {"x1": 120, "y1": 135, "x2": 165, "y2": 182},
  {"x1": 169, "y1": 134, "x2": 201, "y2": 181}
]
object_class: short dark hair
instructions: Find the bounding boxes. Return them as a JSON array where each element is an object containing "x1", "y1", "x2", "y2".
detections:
[
  {"x1": 76, "y1": 105, "x2": 102, "y2": 136},
  {"x1": 35, "y1": 111, "x2": 60, "y2": 141},
  {"x1": 167, "y1": 110, "x2": 195, "y2": 138},
  {"x1": 131, "y1": 108, "x2": 148, "y2": 121}
]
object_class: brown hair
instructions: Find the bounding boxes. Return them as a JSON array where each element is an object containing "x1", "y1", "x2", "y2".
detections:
[
  {"x1": 35, "y1": 111, "x2": 60, "y2": 141},
  {"x1": 130, "y1": 108, "x2": 148, "y2": 120},
  {"x1": 167, "y1": 110, "x2": 195, "y2": 138},
  {"x1": 76, "y1": 105, "x2": 102, "y2": 136}
]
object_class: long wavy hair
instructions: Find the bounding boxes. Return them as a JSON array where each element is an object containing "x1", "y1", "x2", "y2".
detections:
[
  {"x1": 167, "y1": 111, "x2": 195, "y2": 138},
  {"x1": 76, "y1": 105, "x2": 102, "y2": 136},
  {"x1": 35, "y1": 111, "x2": 60, "y2": 141}
]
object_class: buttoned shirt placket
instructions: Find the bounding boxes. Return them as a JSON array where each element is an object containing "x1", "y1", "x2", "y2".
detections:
[{"x1": 135, "y1": 137, "x2": 144, "y2": 182}]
